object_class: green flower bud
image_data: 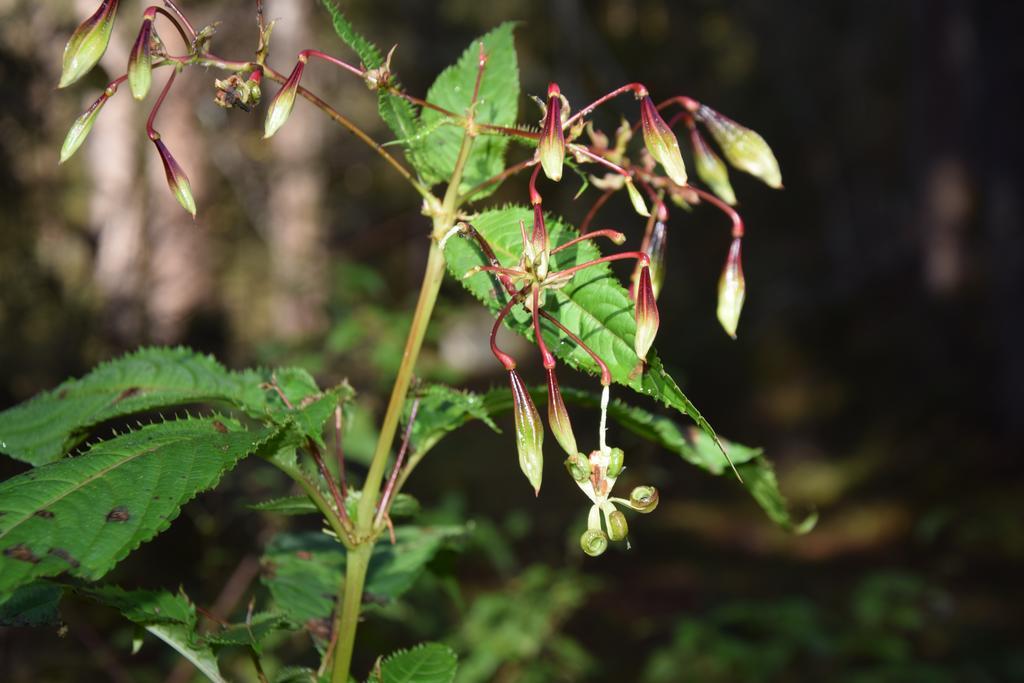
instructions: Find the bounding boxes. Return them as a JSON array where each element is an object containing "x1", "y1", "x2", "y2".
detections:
[
  {"x1": 640, "y1": 95, "x2": 688, "y2": 186},
  {"x1": 629, "y1": 485, "x2": 659, "y2": 513},
  {"x1": 606, "y1": 447, "x2": 625, "y2": 479},
  {"x1": 564, "y1": 453, "x2": 590, "y2": 483},
  {"x1": 633, "y1": 266, "x2": 659, "y2": 362},
  {"x1": 127, "y1": 13, "x2": 155, "y2": 100},
  {"x1": 509, "y1": 369, "x2": 544, "y2": 495},
  {"x1": 152, "y1": 137, "x2": 196, "y2": 218},
  {"x1": 537, "y1": 83, "x2": 565, "y2": 182},
  {"x1": 698, "y1": 105, "x2": 782, "y2": 189},
  {"x1": 691, "y1": 127, "x2": 737, "y2": 205},
  {"x1": 264, "y1": 59, "x2": 306, "y2": 139},
  {"x1": 624, "y1": 177, "x2": 650, "y2": 217},
  {"x1": 644, "y1": 220, "x2": 668, "y2": 299},
  {"x1": 606, "y1": 509, "x2": 629, "y2": 541},
  {"x1": 580, "y1": 528, "x2": 608, "y2": 557},
  {"x1": 716, "y1": 238, "x2": 745, "y2": 339},
  {"x1": 60, "y1": 86, "x2": 114, "y2": 164},
  {"x1": 59, "y1": 0, "x2": 120, "y2": 89},
  {"x1": 546, "y1": 368, "x2": 577, "y2": 457}
]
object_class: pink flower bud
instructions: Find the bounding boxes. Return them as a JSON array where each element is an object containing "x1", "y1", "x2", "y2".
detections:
[
  {"x1": 509, "y1": 369, "x2": 544, "y2": 495},
  {"x1": 698, "y1": 105, "x2": 782, "y2": 189},
  {"x1": 640, "y1": 95, "x2": 688, "y2": 186},
  {"x1": 546, "y1": 368, "x2": 577, "y2": 457},
  {"x1": 59, "y1": 0, "x2": 120, "y2": 89},
  {"x1": 691, "y1": 127, "x2": 737, "y2": 205},
  {"x1": 537, "y1": 83, "x2": 565, "y2": 181},
  {"x1": 152, "y1": 137, "x2": 196, "y2": 218},
  {"x1": 60, "y1": 86, "x2": 114, "y2": 164},
  {"x1": 264, "y1": 59, "x2": 306, "y2": 139},
  {"x1": 634, "y1": 265, "x2": 659, "y2": 362},
  {"x1": 127, "y1": 13, "x2": 155, "y2": 101},
  {"x1": 717, "y1": 237, "x2": 745, "y2": 339},
  {"x1": 624, "y1": 178, "x2": 650, "y2": 217}
]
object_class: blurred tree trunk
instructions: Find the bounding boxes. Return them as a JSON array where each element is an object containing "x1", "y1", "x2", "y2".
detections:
[{"x1": 266, "y1": 0, "x2": 328, "y2": 341}]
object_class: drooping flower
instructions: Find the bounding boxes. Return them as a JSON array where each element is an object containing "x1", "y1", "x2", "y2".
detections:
[
  {"x1": 546, "y1": 368, "x2": 577, "y2": 457},
  {"x1": 127, "y1": 10, "x2": 155, "y2": 100},
  {"x1": 264, "y1": 59, "x2": 306, "y2": 139},
  {"x1": 152, "y1": 137, "x2": 196, "y2": 218},
  {"x1": 633, "y1": 265, "x2": 660, "y2": 362},
  {"x1": 537, "y1": 83, "x2": 565, "y2": 182},
  {"x1": 509, "y1": 369, "x2": 544, "y2": 495},
  {"x1": 698, "y1": 105, "x2": 782, "y2": 189},
  {"x1": 639, "y1": 95, "x2": 687, "y2": 186},
  {"x1": 716, "y1": 237, "x2": 745, "y2": 339},
  {"x1": 60, "y1": 85, "x2": 116, "y2": 164},
  {"x1": 691, "y1": 126, "x2": 737, "y2": 205},
  {"x1": 59, "y1": 0, "x2": 120, "y2": 89}
]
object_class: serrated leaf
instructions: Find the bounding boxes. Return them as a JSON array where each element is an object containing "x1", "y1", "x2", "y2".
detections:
[
  {"x1": 0, "y1": 347, "x2": 344, "y2": 466},
  {"x1": 261, "y1": 525, "x2": 464, "y2": 625},
  {"x1": 404, "y1": 384, "x2": 499, "y2": 460},
  {"x1": 320, "y1": 0, "x2": 383, "y2": 69},
  {"x1": 372, "y1": 642, "x2": 457, "y2": 683},
  {"x1": 443, "y1": 206, "x2": 727, "y2": 461},
  {"x1": 415, "y1": 23, "x2": 519, "y2": 197},
  {"x1": 0, "y1": 581, "x2": 62, "y2": 627},
  {"x1": 0, "y1": 418, "x2": 274, "y2": 600},
  {"x1": 203, "y1": 612, "x2": 296, "y2": 654},
  {"x1": 77, "y1": 585, "x2": 226, "y2": 683}
]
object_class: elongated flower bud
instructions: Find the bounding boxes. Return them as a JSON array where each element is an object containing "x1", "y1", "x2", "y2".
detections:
[
  {"x1": 152, "y1": 137, "x2": 196, "y2": 218},
  {"x1": 127, "y1": 12, "x2": 155, "y2": 100},
  {"x1": 624, "y1": 178, "x2": 650, "y2": 217},
  {"x1": 629, "y1": 485, "x2": 659, "y2": 513},
  {"x1": 264, "y1": 59, "x2": 306, "y2": 139},
  {"x1": 640, "y1": 95, "x2": 687, "y2": 186},
  {"x1": 59, "y1": 0, "x2": 120, "y2": 88},
  {"x1": 698, "y1": 105, "x2": 782, "y2": 189},
  {"x1": 60, "y1": 85, "x2": 116, "y2": 164},
  {"x1": 644, "y1": 220, "x2": 668, "y2": 299},
  {"x1": 537, "y1": 83, "x2": 565, "y2": 182},
  {"x1": 580, "y1": 528, "x2": 608, "y2": 557},
  {"x1": 545, "y1": 368, "x2": 577, "y2": 457},
  {"x1": 509, "y1": 369, "x2": 544, "y2": 495},
  {"x1": 606, "y1": 509, "x2": 629, "y2": 541},
  {"x1": 717, "y1": 237, "x2": 745, "y2": 339},
  {"x1": 691, "y1": 127, "x2": 737, "y2": 205},
  {"x1": 529, "y1": 203, "x2": 550, "y2": 279},
  {"x1": 633, "y1": 266, "x2": 660, "y2": 362}
]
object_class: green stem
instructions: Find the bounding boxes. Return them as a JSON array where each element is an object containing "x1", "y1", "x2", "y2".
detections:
[{"x1": 330, "y1": 110, "x2": 479, "y2": 683}]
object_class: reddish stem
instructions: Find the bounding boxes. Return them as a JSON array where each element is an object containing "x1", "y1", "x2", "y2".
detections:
[
  {"x1": 160, "y1": 0, "x2": 197, "y2": 40},
  {"x1": 375, "y1": 397, "x2": 419, "y2": 528},
  {"x1": 490, "y1": 286, "x2": 530, "y2": 370},
  {"x1": 299, "y1": 49, "x2": 365, "y2": 77},
  {"x1": 459, "y1": 159, "x2": 535, "y2": 203},
  {"x1": 538, "y1": 309, "x2": 612, "y2": 386},
  {"x1": 572, "y1": 145, "x2": 631, "y2": 179},
  {"x1": 553, "y1": 250, "x2": 650, "y2": 280},
  {"x1": 564, "y1": 82, "x2": 648, "y2": 128},
  {"x1": 334, "y1": 406, "x2": 348, "y2": 497},
  {"x1": 690, "y1": 186, "x2": 745, "y2": 238},
  {"x1": 551, "y1": 229, "x2": 625, "y2": 255},
  {"x1": 146, "y1": 68, "x2": 177, "y2": 139},
  {"x1": 308, "y1": 438, "x2": 354, "y2": 531},
  {"x1": 532, "y1": 288, "x2": 556, "y2": 369}
]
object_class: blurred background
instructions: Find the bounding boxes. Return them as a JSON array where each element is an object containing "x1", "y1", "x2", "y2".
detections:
[{"x1": 1, "y1": 0, "x2": 1022, "y2": 681}]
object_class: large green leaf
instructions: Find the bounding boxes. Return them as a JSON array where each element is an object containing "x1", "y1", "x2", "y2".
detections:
[
  {"x1": 261, "y1": 525, "x2": 464, "y2": 626},
  {"x1": 0, "y1": 347, "x2": 336, "y2": 466},
  {"x1": 78, "y1": 585, "x2": 226, "y2": 683},
  {"x1": 369, "y1": 643, "x2": 458, "y2": 683},
  {"x1": 0, "y1": 581, "x2": 62, "y2": 627},
  {"x1": 202, "y1": 612, "x2": 296, "y2": 654},
  {"x1": 443, "y1": 205, "x2": 726, "y2": 460},
  {"x1": 0, "y1": 418, "x2": 274, "y2": 599},
  {"x1": 416, "y1": 23, "x2": 519, "y2": 196}
]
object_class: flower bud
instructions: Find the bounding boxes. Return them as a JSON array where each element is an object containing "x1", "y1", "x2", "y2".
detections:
[
  {"x1": 644, "y1": 220, "x2": 668, "y2": 299},
  {"x1": 629, "y1": 485, "x2": 659, "y2": 513},
  {"x1": 60, "y1": 87, "x2": 114, "y2": 164},
  {"x1": 529, "y1": 204, "x2": 550, "y2": 279},
  {"x1": 546, "y1": 368, "x2": 577, "y2": 457},
  {"x1": 691, "y1": 127, "x2": 737, "y2": 205},
  {"x1": 264, "y1": 59, "x2": 306, "y2": 139},
  {"x1": 606, "y1": 509, "x2": 629, "y2": 541},
  {"x1": 580, "y1": 528, "x2": 608, "y2": 557},
  {"x1": 640, "y1": 95, "x2": 688, "y2": 186},
  {"x1": 59, "y1": 0, "x2": 120, "y2": 89},
  {"x1": 698, "y1": 105, "x2": 782, "y2": 189},
  {"x1": 509, "y1": 369, "x2": 544, "y2": 495},
  {"x1": 152, "y1": 137, "x2": 197, "y2": 218},
  {"x1": 606, "y1": 447, "x2": 625, "y2": 479},
  {"x1": 633, "y1": 266, "x2": 660, "y2": 362},
  {"x1": 537, "y1": 83, "x2": 565, "y2": 182},
  {"x1": 717, "y1": 237, "x2": 745, "y2": 339},
  {"x1": 564, "y1": 453, "x2": 590, "y2": 483},
  {"x1": 127, "y1": 13, "x2": 155, "y2": 100},
  {"x1": 624, "y1": 178, "x2": 650, "y2": 218}
]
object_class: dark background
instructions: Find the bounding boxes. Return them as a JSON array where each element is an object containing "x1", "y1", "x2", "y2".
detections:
[{"x1": 1, "y1": 0, "x2": 1022, "y2": 681}]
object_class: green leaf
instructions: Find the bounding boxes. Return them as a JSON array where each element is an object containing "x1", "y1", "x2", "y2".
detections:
[
  {"x1": 249, "y1": 492, "x2": 419, "y2": 519},
  {"x1": 203, "y1": 612, "x2": 296, "y2": 654},
  {"x1": 0, "y1": 418, "x2": 274, "y2": 600},
  {"x1": 261, "y1": 525, "x2": 464, "y2": 625},
  {"x1": 0, "y1": 347, "x2": 337, "y2": 466},
  {"x1": 404, "y1": 384, "x2": 499, "y2": 460},
  {"x1": 444, "y1": 206, "x2": 727, "y2": 462},
  {"x1": 371, "y1": 643, "x2": 458, "y2": 683},
  {"x1": 77, "y1": 585, "x2": 226, "y2": 683},
  {"x1": 320, "y1": 0, "x2": 383, "y2": 69},
  {"x1": 415, "y1": 23, "x2": 519, "y2": 197},
  {"x1": 0, "y1": 581, "x2": 62, "y2": 627}
]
